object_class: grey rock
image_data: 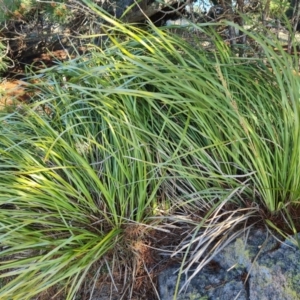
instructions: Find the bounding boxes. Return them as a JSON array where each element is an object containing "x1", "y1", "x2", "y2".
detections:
[{"x1": 158, "y1": 229, "x2": 300, "y2": 300}]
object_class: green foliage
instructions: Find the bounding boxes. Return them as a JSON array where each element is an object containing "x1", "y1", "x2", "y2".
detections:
[
  {"x1": 0, "y1": 10, "x2": 300, "y2": 298},
  {"x1": 0, "y1": 0, "x2": 69, "y2": 23},
  {"x1": 270, "y1": 0, "x2": 290, "y2": 18}
]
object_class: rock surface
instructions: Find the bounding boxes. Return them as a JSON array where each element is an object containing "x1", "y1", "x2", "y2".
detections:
[{"x1": 158, "y1": 229, "x2": 300, "y2": 300}]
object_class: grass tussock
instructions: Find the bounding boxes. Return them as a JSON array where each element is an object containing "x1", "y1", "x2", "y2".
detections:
[{"x1": 0, "y1": 8, "x2": 300, "y2": 299}]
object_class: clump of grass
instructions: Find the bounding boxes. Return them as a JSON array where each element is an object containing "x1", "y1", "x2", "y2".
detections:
[
  {"x1": 0, "y1": 61, "x2": 165, "y2": 298},
  {"x1": 0, "y1": 7, "x2": 300, "y2": 299}
]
